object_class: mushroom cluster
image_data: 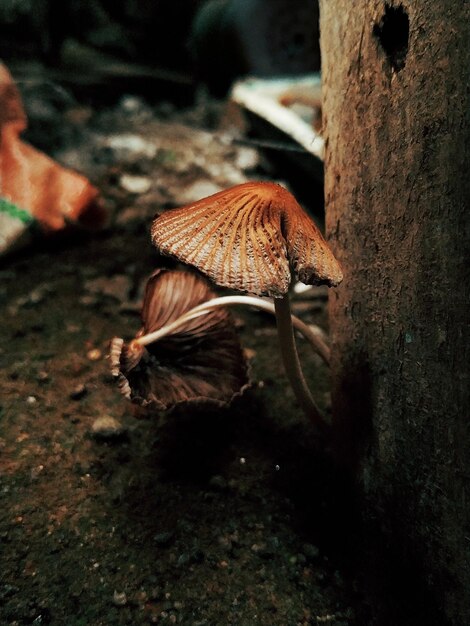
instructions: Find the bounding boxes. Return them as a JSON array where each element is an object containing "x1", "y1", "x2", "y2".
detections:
[{"x1": 151, "y1": 181, "x2": 342, "y2": 425}]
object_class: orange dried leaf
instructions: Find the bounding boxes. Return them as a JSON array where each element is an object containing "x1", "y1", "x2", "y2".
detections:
[{"x1": 0, "y1": 62, "x2": 105, "y2": 233}]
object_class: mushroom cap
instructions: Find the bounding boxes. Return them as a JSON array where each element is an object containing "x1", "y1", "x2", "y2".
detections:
[
  {"x1": 110, "y1": 269, "x2": 249, "y2": 410},
  {"x1": 151, "y1": 181, "x2": 343, "y2": 297}
]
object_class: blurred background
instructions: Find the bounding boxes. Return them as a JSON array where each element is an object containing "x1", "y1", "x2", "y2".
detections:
[
  {"x1": 0, "y1": 0, "x2": 320, "y2": 98},
  {"x1": 0, "y1": 0, "x2": 326, "y2": 237}
]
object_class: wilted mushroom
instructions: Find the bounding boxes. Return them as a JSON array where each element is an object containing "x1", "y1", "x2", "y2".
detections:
[
  {"x1": 135, "y1": 293, "x2": 331, "y2": 366},
  {"x1": 110, "y1": 269, "x2": 249, "y2": 410},
  {"x1": 151, "y1": 181, "x2": 342, "y2": 426}
]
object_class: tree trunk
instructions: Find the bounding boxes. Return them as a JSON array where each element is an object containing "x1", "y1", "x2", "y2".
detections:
[{"x1": 320, "y1": 1, "x2": 469, "y2": 623}]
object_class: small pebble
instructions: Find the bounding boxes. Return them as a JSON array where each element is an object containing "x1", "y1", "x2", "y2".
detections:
[
  {"x1": 26, "y1": 396, "x2": 37, "y2": 405},
  {"x1": 234, "y1": 146, "x2": 259, "y2": 171},
  {"x1": 91, "y1": 416, "x2": 127, "y2": 441},
  {"x1": 119, "y1": 95, "x2": 146, "y2": 115},
  {"x1": 79, "y1": 295, "x2": 98, "y2": 307},
  {"x1": 104, "y1": 133, "x2": 157, "y2": 160},
  {"x1": 70, "y1": 383, "x2": 87, "y2": 400},
  {"x1": 30, "y1": 465, "x2": 44, "y2": 481},
  {"x1": 178, "y1": 180, "x2": 222, "y2": 204},
  {"x1": 113, "y1": 590, "x2": 127, "y2": 606},
  {"x1": 120, "y1": 174, "x2": 152, "y2": 195},
  {"x1": 87, "y1": 349, "x2": 102, "y2": 361},
  {"x1": 29, "y1": 287, "x2": 47, "y2": 304}
]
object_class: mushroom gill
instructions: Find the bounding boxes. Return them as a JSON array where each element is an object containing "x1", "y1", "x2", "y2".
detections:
[{"x1": 110, "y1": 269, "x2": 249, "y2": 411}]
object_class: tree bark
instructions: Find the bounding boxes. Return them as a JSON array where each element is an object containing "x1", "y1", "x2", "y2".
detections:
[{"x1": 320, "y1": 1, "x2": 470, "y2": 623}]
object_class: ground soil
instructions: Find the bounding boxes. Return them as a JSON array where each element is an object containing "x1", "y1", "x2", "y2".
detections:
[{"x1": 0, "y1": 90, "x2": 366, "y2": 626}]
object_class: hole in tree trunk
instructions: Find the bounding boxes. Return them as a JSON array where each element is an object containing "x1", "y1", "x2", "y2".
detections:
[{"x1": 373, "y1": 4, "x2": 409, "y2": 71}]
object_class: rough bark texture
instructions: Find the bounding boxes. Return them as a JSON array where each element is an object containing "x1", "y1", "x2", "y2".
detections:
[{"x1": 320, "y1": 1, "x2": 469, "y2": 623}]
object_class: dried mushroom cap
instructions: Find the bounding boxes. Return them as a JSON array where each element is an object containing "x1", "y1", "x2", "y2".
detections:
[
  {"x1": 110, "y1": 269, "x2": 249, "y2": 410},
  {"x1": 151, "y1": 181, "x2": 343, "y2": 298}
]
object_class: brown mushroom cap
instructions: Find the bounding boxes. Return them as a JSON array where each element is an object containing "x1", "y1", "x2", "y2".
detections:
[
  {"x1": 110, "y1": 269, "x2": 249, "y2": 410},
  {"x1": 151, "y1": 181, "x2": 342, "y2": 297}
]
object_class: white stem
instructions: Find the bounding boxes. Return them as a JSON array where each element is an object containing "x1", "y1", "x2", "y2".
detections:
[
  {"x1": 274, "y1": 294, "x2": 325, "y2": 426},
  {"x1": 133, "y1": 308, "x2": 209, "y2": 347},
  {"x1": 133, "y1": 295, "x2": 330, "y2": 365}
]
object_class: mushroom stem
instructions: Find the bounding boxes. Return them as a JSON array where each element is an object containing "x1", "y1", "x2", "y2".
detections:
[
  {"x1": 274, "y1": 294, "x2": 325, "y2": 426},
  {"x1": 132, "y1": 295, "x2": 330, "y2": 365}
]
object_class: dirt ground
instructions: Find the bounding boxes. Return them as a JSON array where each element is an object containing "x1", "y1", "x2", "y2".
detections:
[{"x1": 0, "y1": 87, "x2": 374, "y2": 626}]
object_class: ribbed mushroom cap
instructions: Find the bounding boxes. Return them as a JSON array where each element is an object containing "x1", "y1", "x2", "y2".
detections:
[
  {"x1": 110, "y1": 269, "x2": 249, "y2": 410},
  {"x1": 151, "y1": 181, "x2": 342, "y2": 297}
]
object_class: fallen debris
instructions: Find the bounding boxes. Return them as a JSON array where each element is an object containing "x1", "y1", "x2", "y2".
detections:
[
  {"x1": 0, "y1": 63, "x2": 107, "y2": 255},
  {"x1": 231, "y1": 74, "x2": 324, "y2": 181}
]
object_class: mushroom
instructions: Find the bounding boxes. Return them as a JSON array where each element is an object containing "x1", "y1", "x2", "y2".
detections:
[
  {"x1": 151, "y1": 181, "x2": 342, "y2": 426},
  {"x1": 110, "y1": 269, "x2": 249, "y2": 410},
  {"x1": 134, "y1": 293, "x2": 331, "y2": 366}
]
